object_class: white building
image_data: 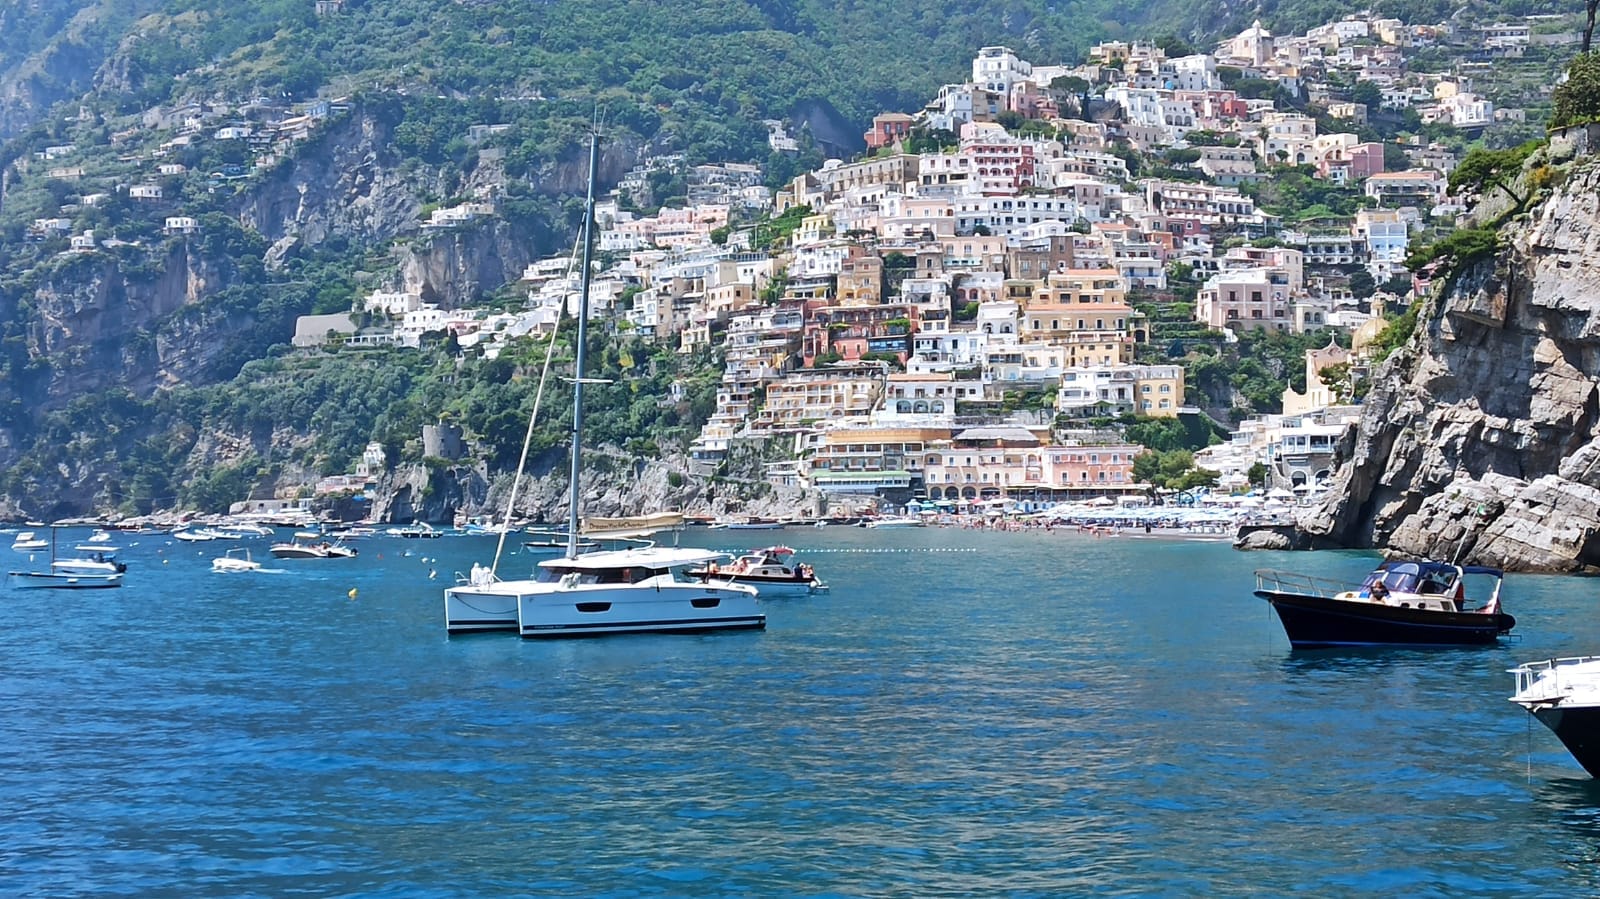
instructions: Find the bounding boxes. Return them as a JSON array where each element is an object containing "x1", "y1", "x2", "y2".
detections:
[
  {"x1": 163, "y1": 216, "x2": 199, "y2": 235},
  {"x1": 1353, "y1": 209, "x2": 1409, "y2": 278},
  {"x1": 973, "y1": 46, "x2": 1033, "y2": 96}
]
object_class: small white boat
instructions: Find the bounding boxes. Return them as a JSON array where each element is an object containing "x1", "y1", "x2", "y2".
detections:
[
  {"x1": 74, "y1": 541, "x2": 123, "y2": 553},
  {"x1": 11, "y1": 531, "x2": 49, "y2": 551},
  {"x1": 172, "y1": 529, "x2": 216, "y2": 542},
  {"x1": 212, "y1": 548, "x2": 262, "y2": 572},
  {"x1": 51, "y1": 552, "x2": 127, "y2": 575},
  {"x1": 270, "y1": 536, "x2": 359, "y2": 559},
  {"x1": 388, "y1": 523, "x2": 442, "y2": 538},
  {"x1": 863, "y1": 516, "x2": 926, "y2": 529},
  {"x1": 9, "y1": 570, "x2": 123, "y2": 589},
  {"x1": 9, "y1": 528, "x2": 123, "y2": 588},
  {"x1": 689, "y1": 546, "x2": 827, "y2": 596},
  {"x1": 522, "y1": 530, "x2": 599, "y2": 554}
]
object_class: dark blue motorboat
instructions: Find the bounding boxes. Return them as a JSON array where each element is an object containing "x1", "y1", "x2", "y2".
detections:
[{"x1": 1254, "y1": 560, "x2": 1514, "y2": 648}]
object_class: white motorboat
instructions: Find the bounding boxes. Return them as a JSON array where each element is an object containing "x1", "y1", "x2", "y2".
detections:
[
  {"x1": 270, "y1": 536, "x2": 358, "y2": 559},
  {"x1": 11, "y1": 531, "x2": 49, "y2": 551},
  {"x1": 8, "y1": 529, "x2": 123, "y2": 588},
  {"x1": 9, "y1": 570, "x2": 123, "y2": 589},
  {"x1": 862, "y1": 516, "x2": 926, "y2": 529},
  {"x1": 51, "y1": 552, "x2": 127, "y2": 575},
  {"x1": 171, "y1": 529, "x2": 216, "y2": 542},
  {"x1": 688, "y1": 545, "x2": 827, "y2": 596},
  {"x1": 445, "y1": 132, "x2": 763, "y2": 638},
  {"x1": 522, "y1": 529, "x2": 599, "y2": 554},
  {"x1": 388, "y1": 523, "x2": 441, "y2": 538},
  {"x1": 212, "y1": 548, "x2": 262, "y2": 572},
  {"x1": 74, "y1": 541, "x2": 123, "y2": 552},
  {"x1": 1510, "y1": 657, "x2": 1600, "y2": 777}
]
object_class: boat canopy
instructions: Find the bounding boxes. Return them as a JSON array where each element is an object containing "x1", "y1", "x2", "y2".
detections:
[
  {"x1": 536, "y1": 546, "x2": 727, "y2": 572},
  {"x1": 1366, "y1": 560, "x2": 1502, "y2": 594},
  {"x1": 582, "y1": 512, "x2": 684, "y2": 538}
]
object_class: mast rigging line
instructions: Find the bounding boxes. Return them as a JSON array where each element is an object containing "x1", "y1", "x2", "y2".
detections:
[{"x1": 487, "y1": 130, "x2": 600, "y2": 577}]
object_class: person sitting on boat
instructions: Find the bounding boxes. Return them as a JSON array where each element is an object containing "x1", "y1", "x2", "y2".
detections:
[{"x1": 1368, "y1": 581, "x2": 1388, "y2": 603}]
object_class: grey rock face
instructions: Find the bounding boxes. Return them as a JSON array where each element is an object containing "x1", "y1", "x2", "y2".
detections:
[{"x1": 1300, "y1": 162, "x2": 1600, "y2": 572}]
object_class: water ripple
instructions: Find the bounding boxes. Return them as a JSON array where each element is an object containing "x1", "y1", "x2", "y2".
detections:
[{"x1": 2, "y1": 531, "x2": 1599, "y2": 894}]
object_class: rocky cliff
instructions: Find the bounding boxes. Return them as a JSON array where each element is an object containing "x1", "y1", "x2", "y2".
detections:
[
  {"x1": 367, "y1": 447, "x2": 824, "y2": 526},
  {"x1": 398, "y1": 220, "x2": 536, "y2": 309},
  {"x1": 1298, "y1": 152, "x2": 1600, "y2": 572}
]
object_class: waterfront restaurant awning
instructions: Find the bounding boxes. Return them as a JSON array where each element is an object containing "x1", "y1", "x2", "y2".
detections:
[{"x1": 810, "y1": 470, "x2": 913, "y2": 493}]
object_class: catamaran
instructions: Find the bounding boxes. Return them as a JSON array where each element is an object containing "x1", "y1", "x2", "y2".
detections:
[{"x1": 444, "y1": 131, "x2": 762, "y2": 637}]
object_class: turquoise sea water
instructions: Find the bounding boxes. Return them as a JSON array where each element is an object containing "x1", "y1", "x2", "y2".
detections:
[{"x1": 4, "y1": 526, "x2": 1600, "y2": 896}]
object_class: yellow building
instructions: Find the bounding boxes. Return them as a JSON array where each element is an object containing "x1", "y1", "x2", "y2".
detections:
[
  {"x1": 1033, "y1": 267, "x2": 1128, "y2": 306},
  {"x1": 806, "y1": 423, "x2": 953, "y2": 492},
  {"x1": 837, "y1": 255, "x2": 883, "y2": 307},
  {"x1": 1281, "y1": 339, "x2": 1352, "y2": 415},
  {"x1": 755, "y1": 373, "x2": 882, "y2": 431},
  {"x1": 1133, "y1": 364, "x2": 1186, "y2": 417}
]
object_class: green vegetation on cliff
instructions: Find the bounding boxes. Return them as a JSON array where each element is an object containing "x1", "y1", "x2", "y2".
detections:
[{"x1": 0, "y1": 318, "x2": 719, "y2": 517}]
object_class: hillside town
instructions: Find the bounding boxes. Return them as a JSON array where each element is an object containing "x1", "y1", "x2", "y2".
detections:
[{"x1": 255, "y1": 13, "x2": 1560, "y2": 510}]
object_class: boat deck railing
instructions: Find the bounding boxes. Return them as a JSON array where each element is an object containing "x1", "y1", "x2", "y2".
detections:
[
  {"x1": 1510, "y1": 656, "x2": 1600, "y2": 702},
  {"x1": 1253, "y1": 569, "x2": 1361, "y2": 600}
]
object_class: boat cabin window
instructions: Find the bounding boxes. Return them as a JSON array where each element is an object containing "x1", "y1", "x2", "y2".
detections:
[
  {"x1": 536, "y1": 565, "x2": 658, "y2": 584},
  {"x1": 1363, "y1": 564, "x2": 1457, "y2": 596}
]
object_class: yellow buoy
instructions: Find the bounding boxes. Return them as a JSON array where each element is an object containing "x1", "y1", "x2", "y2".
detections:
[{"x1": 347, "y1": 588, "x2": 358, "y2": 600}]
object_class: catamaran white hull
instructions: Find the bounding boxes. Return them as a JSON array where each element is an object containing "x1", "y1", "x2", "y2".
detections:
[
  {"x1": 446, "y1": 582, "x2": 764, "y2": 636},
  {"x1": 8, "y1": 571, "x2": 123, "y2": 589},
  {"x1": 444, "y1": 586, "x2": 522, "y2": 633},
  {"x1": 517, "y1": 583, "x2": 764, "y2": 636}
]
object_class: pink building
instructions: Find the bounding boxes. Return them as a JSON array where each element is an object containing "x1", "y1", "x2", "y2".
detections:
[
  {"x1": 1318, "y1": 141, "x2": 1385, "y2": 183},
  {"x1": 958, "y1": 139, "x2": 1037, "y2": 195},
  {"x1": 864, "y1": 113, "x2": 915, "y2": 150}
]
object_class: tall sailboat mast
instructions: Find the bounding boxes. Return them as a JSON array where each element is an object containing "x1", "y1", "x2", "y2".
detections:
[{"x1": 565, "y1": 130, "x2": 600, "y2": 558}]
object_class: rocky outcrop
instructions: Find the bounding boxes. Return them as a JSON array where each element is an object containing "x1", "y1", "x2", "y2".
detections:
[
  {"x1": 398, "y1": 220, "x2": 536, "y2": 309},
  {"x1": 233, "y1": 107, "x2": 421, "y2": 246},
  {"x1": 23, "y1": 242, "x2": 241, "y2": 401},
  {"x1": 366, "y1": 447, "x2": 823, "y2": 525},
  {"x1": 1299, "y1": 159, "x2": 1600, "y2": 572}
]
